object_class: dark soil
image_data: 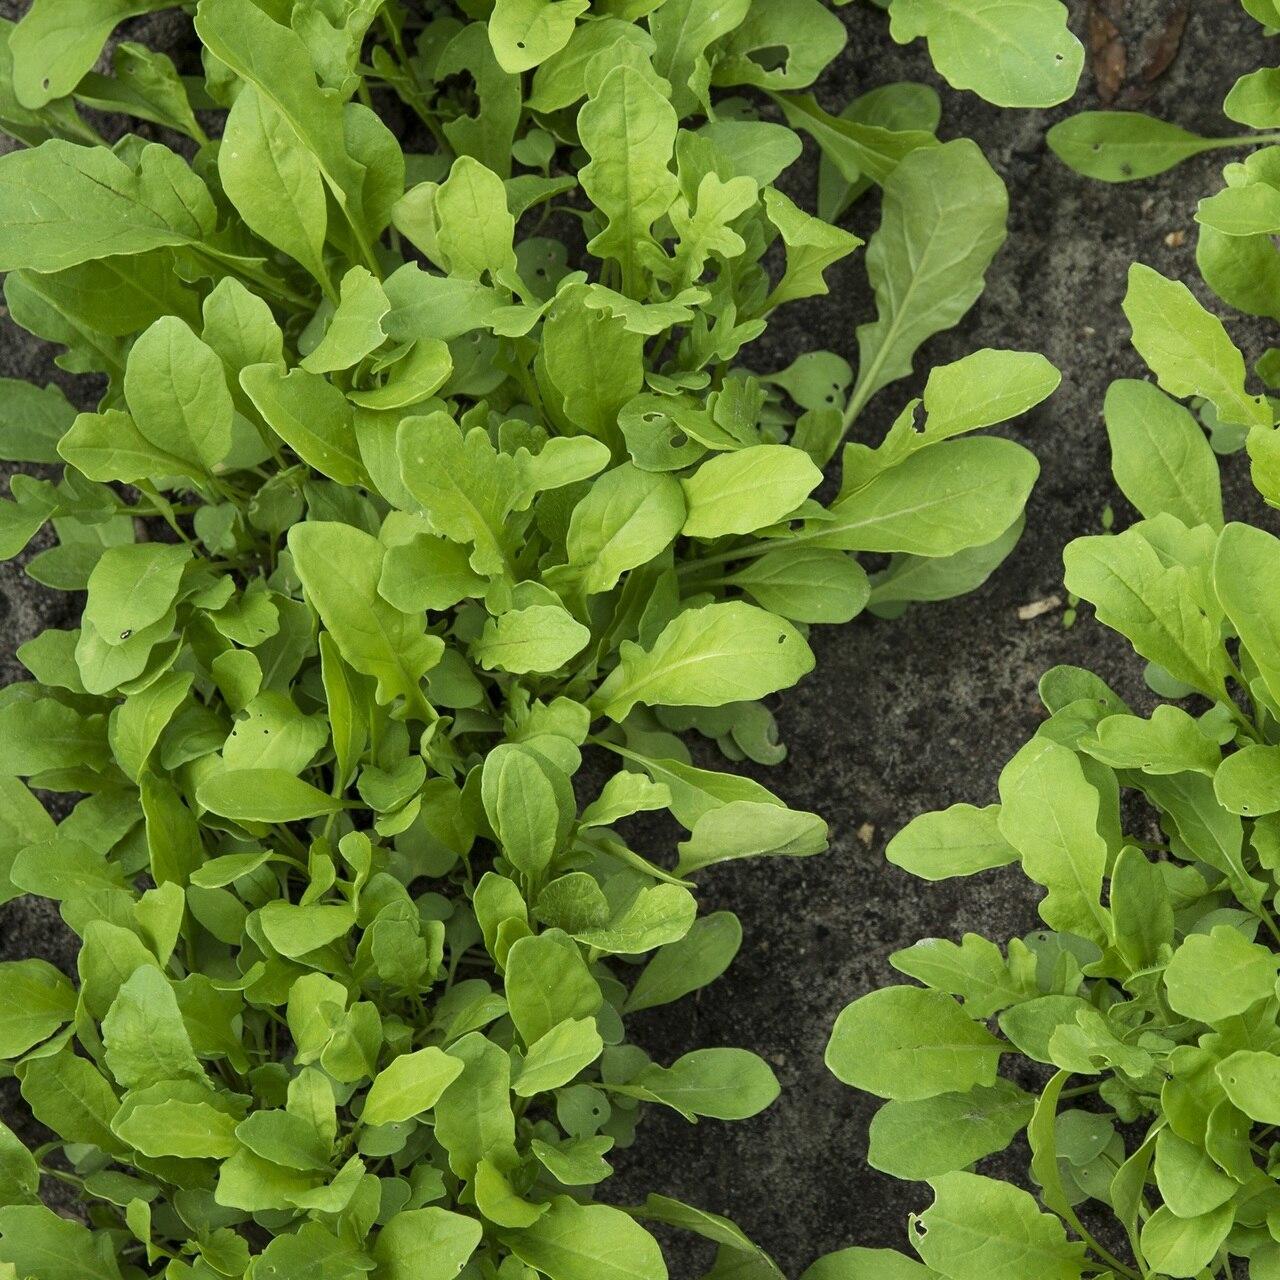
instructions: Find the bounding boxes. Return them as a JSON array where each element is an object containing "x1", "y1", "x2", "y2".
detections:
[{"x1": 0, "y1": 1, "x2": 1274, "y2": 1275}]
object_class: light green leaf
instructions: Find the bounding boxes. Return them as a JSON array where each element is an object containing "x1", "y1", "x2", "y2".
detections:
[
  {"x1": 0, "y1": 959, "x2": 75, "y2": 1058},
  {"x1": 578, "y1": 64, "x2": 678, "y2": 295},
  {"x1": 1064, "y1": 529, "x2": 1227, "y2": 698},
  {"x1": 816, "y1": 437, "x2": 1038, "y2": 557},
  {"x1": 197, "y1": 769, "x2": 346, "y2": 823},
  {"x1": 123, "y1": 316, "x2": 233, "y2": 472},
  {"x1": 514, "y1": 1017, "x2": 604, "y2": 1096},
  {"x1": 1164, "y1": 925, "x2": 1278, "y2": 1024},
  {"x1": 888, "y1": 0, "x2": 1083, "y2": 107},
  {"x1": 501, "y1": 1198, "x2": 668, "y2": 1280},
  {"x1": 996, "y1": 738, "x2": 1111, "y2": 945},
  {"x1": 912, "y1": 1172, "x2": 1086, "y2": 1279},
  {"x1": 372, "y1": 1208, "x2": 484, "y2": 1280},
  {"x1": 592, "y1": 601, "x2": 814, "y2": 721},
  {"x1": 218, "y1": 83, "x2": 329, "y2": 289},
  {"x1": 1047, "y1": 112, "x2": 1225, "y2": 182},
  {"x1": 682, "y1": 445, "x2": 821, "y2": 539},
  {"x1": 826, "y1": 986, "x2": 1003, "y2": 1101},
  {"x1": 1123, "y1": 262, "x2": 1270, "y2": 429},
  {"x1": 363, "y1": 1048, "x2": 465, "y2": 1126},
  {"x1": 101, "y1": 966, "x2": 203, "y2": 1091},
  {"x1": 242, "y1": 365, "x2": 365, "y2": 486},
  {"x1": 629, "y1": 1048, "x2": 779, "y2": 1120},
  {"x1": 868, "y1": 1081, "x2": 1034, "y2": 1180},
  {"x1": 0, "y1": 140, "x2": 214, "y2": 273},
  {"x1": 849, "y1": 139, "x2": 1008, "y2": 419},
  {"x1": 473, "y1": 605, "x2": 591, "y2": 674},
  {"x1": 1104, "y1": 379, "x2": 1223, "y2": 528},
  {"x1": 624, "y1": 911, "x2": 742, "y2": 1012},
  {"x1": 289, "y1": 521, "x2": 443, "y2": 713},
  {"x1": 886, "y1": 803, "x2": 1018, "y2": 881},
  {"x1": 561, "y1": 462, "x2": 685, "y2": 594},
  {"x1": 0, "y1": 1204, "x2": 122, "y2": 1280},
  {"x1": 489, "y1": 0, "x2": 589, "y2": 73}
]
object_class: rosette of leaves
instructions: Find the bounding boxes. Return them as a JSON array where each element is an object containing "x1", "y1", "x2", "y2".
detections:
[
  {"x1": 0, "y1": 0, "x2": 1055, "y2": 1275},
  {"x1": 813, "y1": 249, "x2": 1280, "y2": 1277}
]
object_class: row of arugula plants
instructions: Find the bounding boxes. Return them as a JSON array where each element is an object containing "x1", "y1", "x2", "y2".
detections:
[
  {"x1": 0, "y1": 0, "x2": 1273, "y2": 1277},
  {"x1": 824, "y1": 8, "x2": 1280, "y2": 1280}
]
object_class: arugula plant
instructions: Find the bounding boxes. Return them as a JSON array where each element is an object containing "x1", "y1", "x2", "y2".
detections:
[
  {"x1": 0, "y1": 0, "x2": 1059, "y2": 1276},
  {"x1": 816, "y1": 78, "x2": 1280, "y2": 1280}
]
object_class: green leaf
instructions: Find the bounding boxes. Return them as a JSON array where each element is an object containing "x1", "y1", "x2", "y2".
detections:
[
  {"x1": 473, "y1": 605, "x2": 591, "y2": 674},
  {"x1": 818, "y1": 438, "x2": 1039, "y2": 557},
  {"x1": 362, "y1": 1048, "x2": 464, "y2": 1126},
  {"x1": 1164, "y1": 925, "x2": 1278, "y2": 1023},
  {"x1": 579, "y1": 64, "x2": 678, "y2": 295},
  {"x1": 629, "y1": 1048, "x2": 779, "y2": 1120},
  {"x1": 289, "y1": 521, "x2": 443, "y2": 714},
  {"x1": 113, "y1": 1097, "x2": 239, "y2": 1160},
  {"x1": 911, "y1": 1172, "x2": 1087, "y2": 1279},
  {"x1": 0, "y1": 1204, "x2": 122, "y2": 1280},
  {"x1": 561, "y1": 463, "x2": 685, "y2": 594},
  {"x1": 372, "y1": 1208, "x2": 484, "y2": 1280},
  {"x1": 826, "y1": 986, "x2": 1003, "y2": 1101},
  {"x1": 513, "y1": 1017, "x2": 604, "y2": 1096},
  {"x1": 730, "y1": 547, "x2": 870, "y2": 625},
  {"x1": 1215, "y1": 743, "x2": 1280, "y2": 816},
  {"x1": 504, "y1": 932, "x2": 602, "y2": 1046},
  {"x1": 650, "y1": 0, "x2": 750, "y2": 116},
  {"x1": 198, "y1": 769, "x2": 346, "y2": 823},
  {"x1": 868, "y1": 1081, "x2": 1033, "y2": 1180},
  {"x1": 1139, "y1": 1204, "x2": 1234, "y2": 1279},
  {"x1": 9, "y1": 0, "x2": 170, "y2": 108},
  {"x1": 922, "y1": 349, "x2": 1060, "y2": 438},
  {"x1": 1047, "y1": 112, "x2": 1225, "y2": 182},
  {"x1": 1104, "y1": 379, "x2": 1223, "y2": 527},
  {"x1": 1063, "y1": 529, "x2": 1227, "y2": 699},
  {"x1": 886, "y1": 803, "x2": 1018, "y2": 880},
  {"x1": 800, "y1": 1249, "x2": 938, "y2": 1280},
  {"x1": 592, "y1": 601, "x2": 814, "y2": 721},
  {"x1": 0, "y1": 959, "x2": 75, "y2": 1058},
  {"x1": 762, "y1": 186, "x2": 862, "y2": 308},
  {"x1": 195, "y1": 0, "x2": 368, "y2": 233},
  {"x1": 996, "y1": 738, "x2": 1111, "y2": 945},
  {"x1": 19, "y1": 1049, "x2": 125, "y2": 1154},
  {"x1": 623, "y1": 913, "x2": 741, "y2": 1016},
  {"x1": 433, "y1": 1032, "x2": 518, "y2": 1179},
  {"x1": 482, "y1": 743, "x2": 574, "y2": 876},
  {"x1": 1217, "y1": 1049, "x2": 1280, "y2": 1123},
  {"x1": 101, "y1": 966, "x2": 203, "y2": 1091},
  {"x1": 1122, "y1": 262, "x2": 1270, "y2": 429},
  {"x1": 218, "y1": 84, "x2": 330, "y2": 289},
  {"x1": 682, "y1": 445, "x2": 821, "y2": 538},
  {"x1": 1214, "y1": 522, "x2": 1280, "y2": 710},
  {"x1": 396, "y1": 411, "x2": 523, "y2": 577},
  {"x1": 489, "y1": 0, "x2": 589, "y2": 74},
  {"x1": 849, "y1": 139, "x2": 1008, "y2": 418},
  {"x1": 235, "y1": 1109, "x2": 331, "y2": 1171},
  {"x1": 0, "y1": 140, "x2": 214, "y2": 273},
  {"x1": 242, "y1": 365, "x2": 365, "y2": 486},
  {"x1": 501, "y1": 1198, "x2": 668, "y2": 1280},
  {"x1": 675, "y1": 800, "x2": 828, "y2": 874},
  {"x1": 888, "y1": 0, "x2": 1082, "y2": 107},
  {"x1": 774, "y1": 91, "x2": 937, "y2": 189}
]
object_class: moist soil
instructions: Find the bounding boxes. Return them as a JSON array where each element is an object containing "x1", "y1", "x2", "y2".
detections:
[{"x1": 0, "y1": 1, "x2": 1274, "y2": 1274}]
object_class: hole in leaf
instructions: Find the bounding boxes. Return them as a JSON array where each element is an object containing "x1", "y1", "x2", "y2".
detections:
[
  {"x1": 670, "y1": 431, "x2": 688, "y2": 447},
  {"x1": 747, "y1": 44, "x2": 790, "y2": 74}
]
